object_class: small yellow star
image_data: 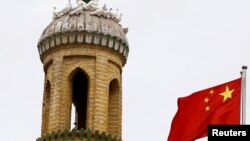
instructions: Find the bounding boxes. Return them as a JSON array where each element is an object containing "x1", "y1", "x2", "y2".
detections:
[
  {"x1": 204, "y1": 97, "x2": 210, "y2": 103},
  {"x1": 219, "y1": 86, "x2": 235, "y2": 102},
  {"x1": 205, "y1": 106, "x2": 210, "y2": 112},
  {"x1": 209, "y1": 90, "x2": 214, "y2": 95}
]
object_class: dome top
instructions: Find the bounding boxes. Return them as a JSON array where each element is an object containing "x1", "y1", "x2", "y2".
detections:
[{"x1": 38, "y1": 0, "x2": 129, "y2": 63}]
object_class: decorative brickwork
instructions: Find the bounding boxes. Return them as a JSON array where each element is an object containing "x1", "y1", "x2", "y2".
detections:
[
  {"x1": 36, "y1": 128, "x2": 121, "y2": 141},
  {"x1": 40, "y1": 45, "x2": 123, "y2": 138}
]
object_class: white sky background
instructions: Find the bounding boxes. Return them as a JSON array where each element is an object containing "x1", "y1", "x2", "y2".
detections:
[{"x1": 0, "y1": 0, "x2": 250, "y2": 141}]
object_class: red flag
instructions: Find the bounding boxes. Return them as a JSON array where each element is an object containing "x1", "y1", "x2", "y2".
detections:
[{"x1": 168, "y1": 78, "x2": 241, "y2": 141}]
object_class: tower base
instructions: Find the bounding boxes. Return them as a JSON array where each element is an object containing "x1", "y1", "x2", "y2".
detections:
[{"x1": 36, "y1": 129, "x2": 121, "y2": 141}]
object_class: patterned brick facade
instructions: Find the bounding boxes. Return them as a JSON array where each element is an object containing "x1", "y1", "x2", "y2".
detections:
[{"x1": 40, "y1": 45, "x2": 124, "y2": 139}]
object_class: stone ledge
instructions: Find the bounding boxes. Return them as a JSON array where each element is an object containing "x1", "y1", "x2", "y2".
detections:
[{"x1": 38, "y1": 32, "x2": 129, "y2": 64}]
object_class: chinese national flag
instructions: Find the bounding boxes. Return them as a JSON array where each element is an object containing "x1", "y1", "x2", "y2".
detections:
[{"x1": 168, "y1": 78, "x2": 241, "y2": 141}]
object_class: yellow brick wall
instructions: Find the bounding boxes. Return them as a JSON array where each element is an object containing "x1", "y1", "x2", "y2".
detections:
[{"x1": 40, "y1": 44, "x2": 124, "y2": 138}]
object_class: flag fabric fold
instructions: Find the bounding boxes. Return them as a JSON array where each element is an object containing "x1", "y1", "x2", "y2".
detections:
[{"x1": 168, "y1": 78, "x2": 241, "y2": 141}]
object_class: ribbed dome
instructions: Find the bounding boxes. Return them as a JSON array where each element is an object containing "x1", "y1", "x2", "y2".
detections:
[{"x1": 37, "y1": 10, "x2": 129, "y2": 62}]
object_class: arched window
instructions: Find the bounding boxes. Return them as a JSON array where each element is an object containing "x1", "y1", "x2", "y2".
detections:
[
  {"x1": 43, "y1": 80, "x2": 51, "y2": 132},
  {"x1": 71, "y1": 69, "x2": 88, "y2": 130},
  {"x1": 108, "y1": 79, "x2": 119, "y2": 134}
]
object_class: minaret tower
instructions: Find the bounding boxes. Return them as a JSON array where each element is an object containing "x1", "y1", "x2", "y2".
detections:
[{"x1": 36, "y1": 0, "x2": 129, "y2": 140}]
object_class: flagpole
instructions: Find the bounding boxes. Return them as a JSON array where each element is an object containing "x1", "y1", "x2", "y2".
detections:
[{"x1": 240, "y1": 66, "x2": 247, "y2": 125}]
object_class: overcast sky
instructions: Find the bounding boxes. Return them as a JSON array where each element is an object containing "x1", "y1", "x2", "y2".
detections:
[{"x1": 0, "y1": 0, "x2": 250, "y2": 141}]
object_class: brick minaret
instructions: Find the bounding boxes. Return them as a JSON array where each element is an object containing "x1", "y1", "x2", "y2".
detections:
[{"x1": 36, "y1": 0, "x2": 129, "y2": 140}]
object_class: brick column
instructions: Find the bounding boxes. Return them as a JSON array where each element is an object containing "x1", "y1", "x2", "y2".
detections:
[
  {"x1": 94, "y1": 53, "x2": 109, "y2": 132},
  {"x1": 48, "y1": 57, "x2": 64, "y2": 132}
]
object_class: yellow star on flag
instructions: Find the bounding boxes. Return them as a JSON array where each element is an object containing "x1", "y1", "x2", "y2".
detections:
[
  {"x1": 209, "y1": 90, "x2": 214, "y2": 95},
  {"x1": 204, "y1": 97, "x2": 209, "y2": 103},
  {"x1": 205, "y1": 106, "x2": 210, "y2": 111},
  {"x1": 219, "y1": 86, "x2": 234, "y2": 102}
]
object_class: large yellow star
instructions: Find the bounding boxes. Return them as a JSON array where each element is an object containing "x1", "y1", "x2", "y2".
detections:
[{"x1": 219, "y1": 86, "x2": 234, "y2": 102}]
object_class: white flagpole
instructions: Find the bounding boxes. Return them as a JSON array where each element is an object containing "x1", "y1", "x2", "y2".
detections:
[{"x1": 240, "y1": 66, "x2": 247, "y2": 125}]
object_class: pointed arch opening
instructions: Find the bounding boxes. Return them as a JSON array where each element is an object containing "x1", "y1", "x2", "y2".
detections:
[
  {"x1": 70, "y1": 68, "x2": 89, "y2": 130},
  {"x1": 43, "y1": 80, "x2": 51, "y2": 133},
  {"x1": 108, "y1": 79, "x2": 120, "y2": 135}
]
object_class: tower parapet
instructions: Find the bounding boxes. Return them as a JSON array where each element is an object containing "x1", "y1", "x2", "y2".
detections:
[{"x1": 36, "y1": 0, "x2": 129, "y2": 140}]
